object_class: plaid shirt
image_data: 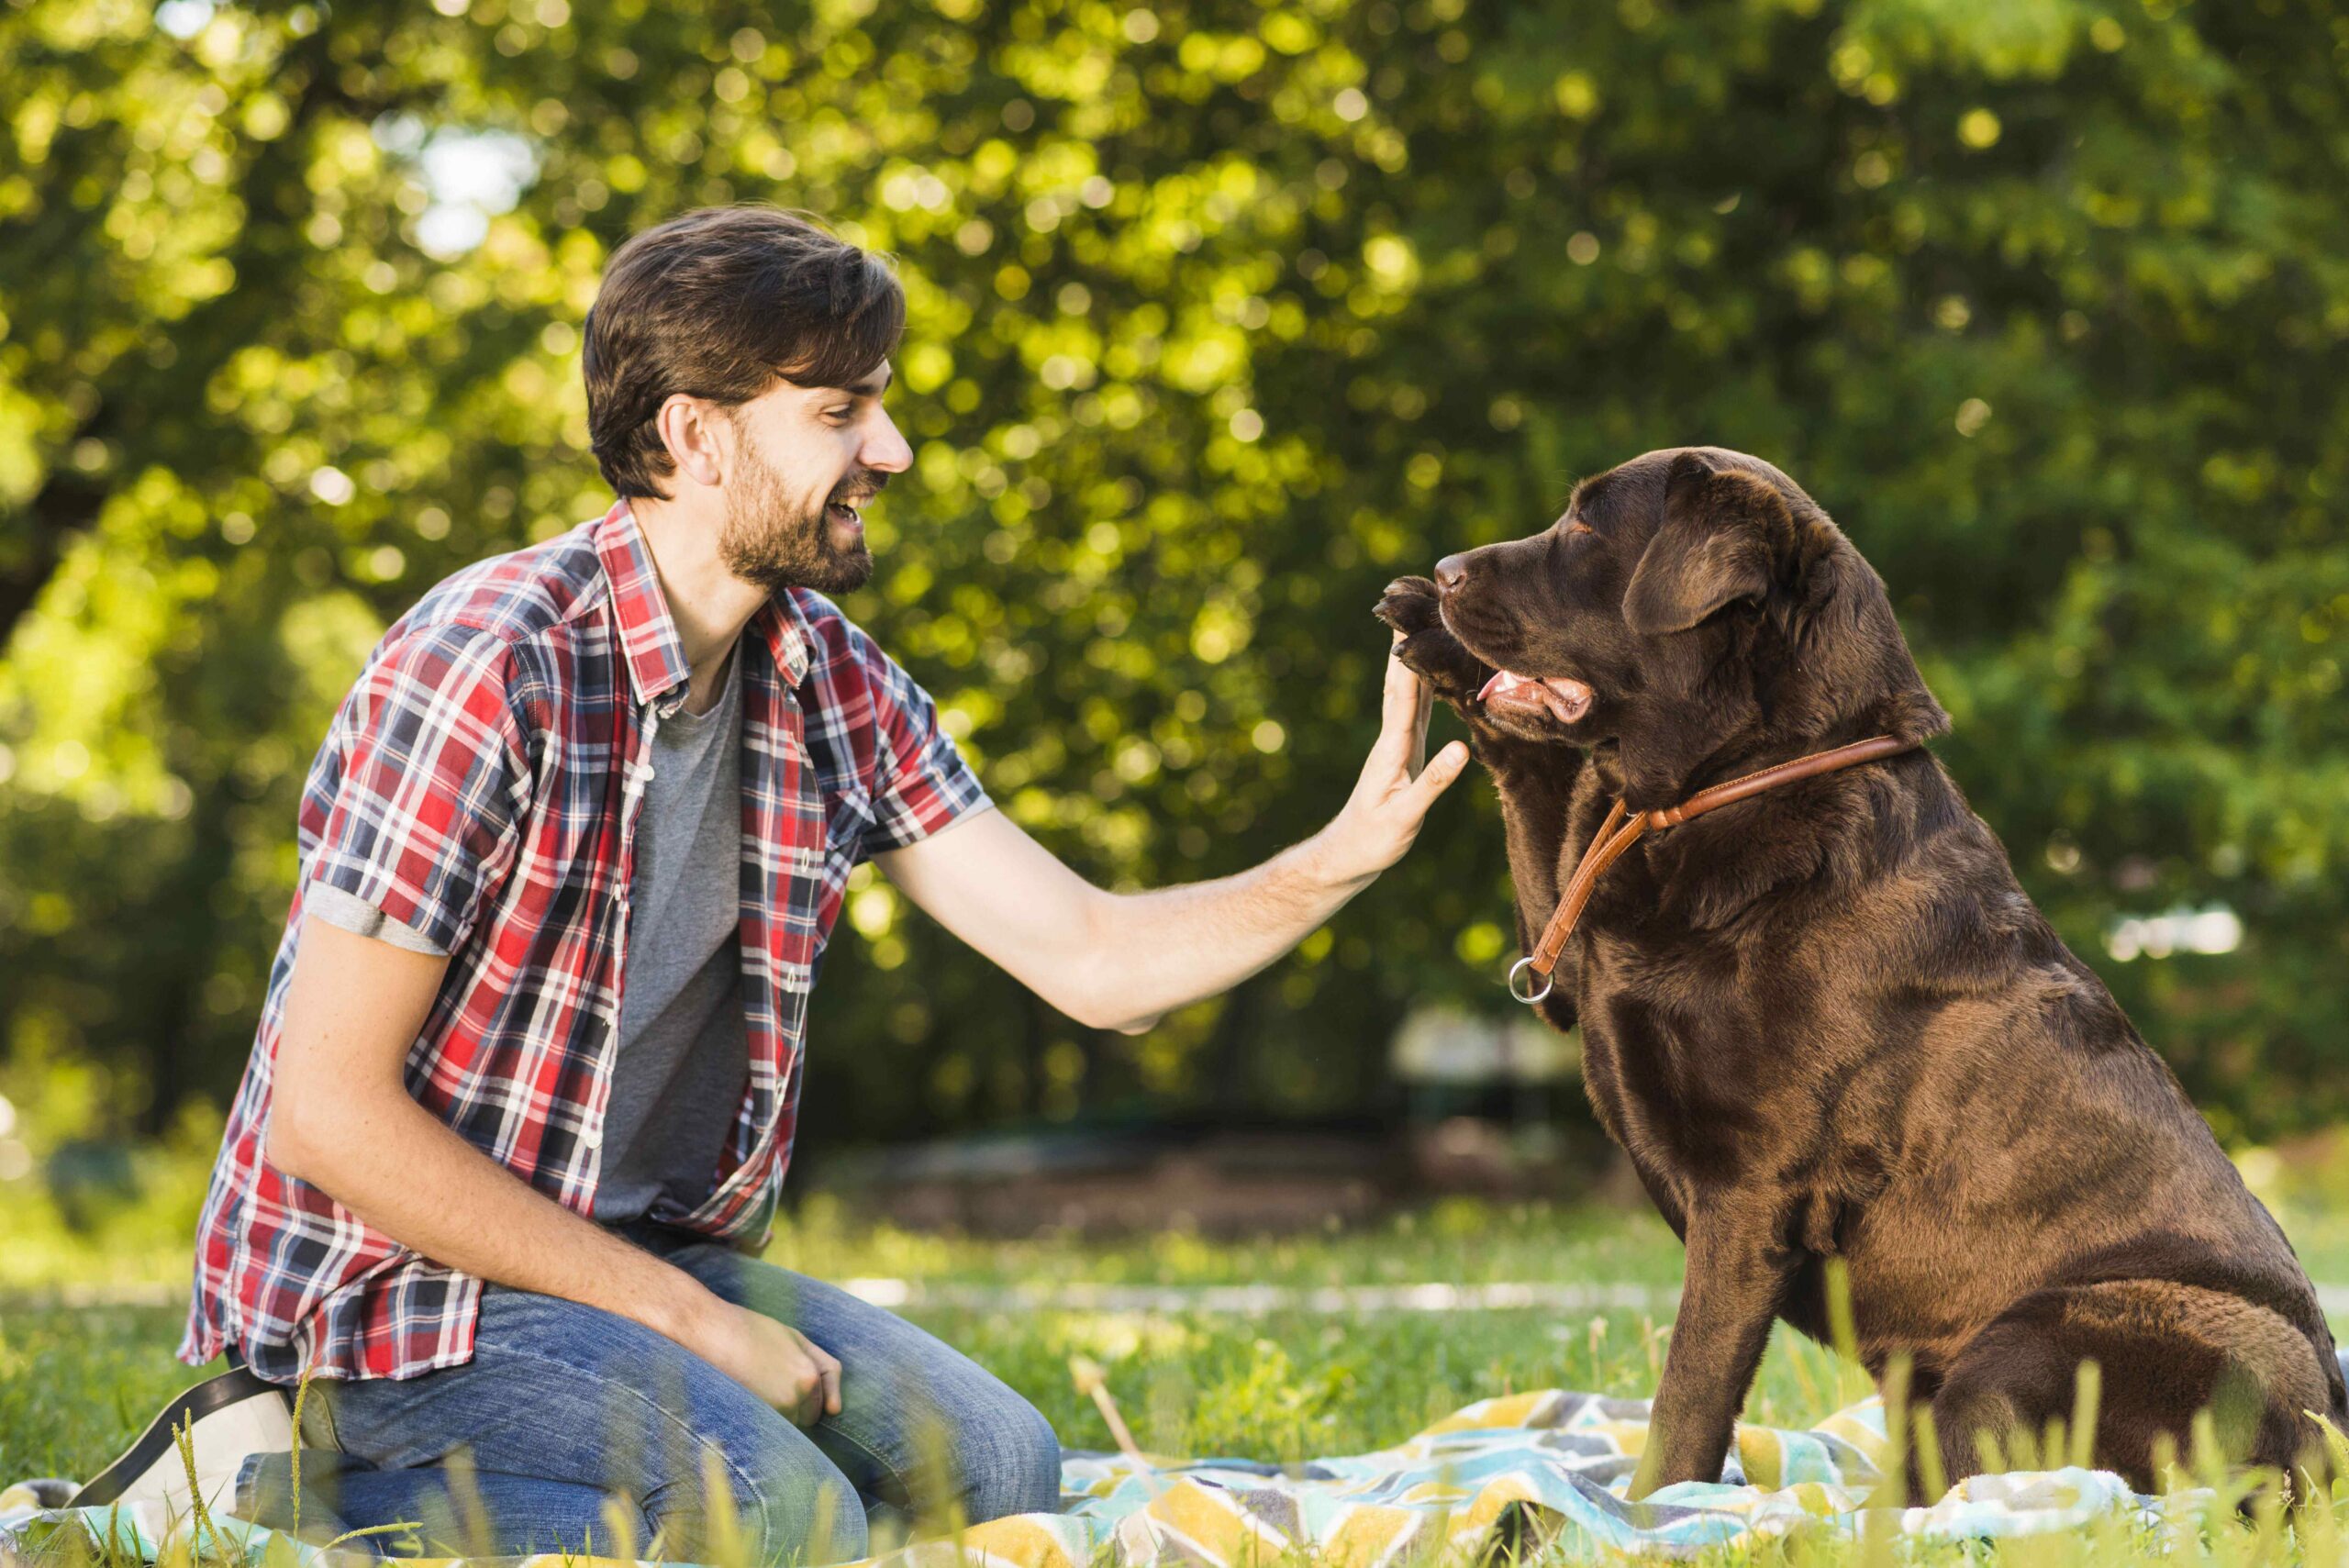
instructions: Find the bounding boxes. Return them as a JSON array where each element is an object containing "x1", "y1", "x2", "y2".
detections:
[{"x1": 181, "y1": 501, "x2": 987, "y2": 1383}]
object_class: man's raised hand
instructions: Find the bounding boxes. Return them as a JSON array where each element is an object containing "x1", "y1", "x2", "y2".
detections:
[{"x1": 1311, "y1": 633, "x2": 1472, "y2": 890}]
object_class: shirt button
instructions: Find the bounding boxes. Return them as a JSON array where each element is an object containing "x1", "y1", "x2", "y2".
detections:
[{"x1": 583, "y1": 1126, "x2": 603, "y2": 1151}]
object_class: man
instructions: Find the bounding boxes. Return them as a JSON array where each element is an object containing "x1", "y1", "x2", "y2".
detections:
[{"x1": 110, "y1": 207, "x2": 1467, "y2": 1562}]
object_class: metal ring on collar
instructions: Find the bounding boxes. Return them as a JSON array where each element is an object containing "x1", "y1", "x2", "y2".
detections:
[{"x1": 1507, "y1": 956, "x2": 1553, "y2": 1005}]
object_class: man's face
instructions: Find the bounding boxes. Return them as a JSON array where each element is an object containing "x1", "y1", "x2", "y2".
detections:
[{"x1": 717, "y1": 361, "x2": 912, "y2": 595}]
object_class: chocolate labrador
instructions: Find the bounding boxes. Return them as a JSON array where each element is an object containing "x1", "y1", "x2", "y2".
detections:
[{"x1": 1375, "y1": 446, "x2": 2346, "y2": 1497}]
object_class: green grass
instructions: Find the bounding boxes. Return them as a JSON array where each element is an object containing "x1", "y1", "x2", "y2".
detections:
[
  {"x1": 2, "y1": 1197, "x2": 1713, "y2": 1481},
  {"x1": 6, "y1": 1182, "x2": 2346, "y2": 1564}
]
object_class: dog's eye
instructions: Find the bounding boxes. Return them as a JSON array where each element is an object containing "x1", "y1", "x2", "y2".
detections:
[{"x1": 1564, "y1": 519, "x2": 1595, "y2": 538}]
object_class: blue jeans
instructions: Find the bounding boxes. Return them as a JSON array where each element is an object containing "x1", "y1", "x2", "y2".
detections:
[{"x1": 240, "y1": 1228, "x2": 1061, "y2": 1563}]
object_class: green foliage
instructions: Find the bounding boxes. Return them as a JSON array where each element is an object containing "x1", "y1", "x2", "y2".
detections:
[{"x1": 1, "y1": 0, "x2": 2344, "y2": 1152}]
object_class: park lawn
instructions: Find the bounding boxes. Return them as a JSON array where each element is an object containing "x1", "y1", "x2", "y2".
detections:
[
  {"x1": 6, "y1": 1194, "x2": 2349, "y2": 1568},
  {"x1": 4, "y1": 1199, "x2": 1713, "y2": 1483}
]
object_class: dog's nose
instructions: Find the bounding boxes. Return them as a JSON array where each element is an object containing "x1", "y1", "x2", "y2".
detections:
[{"x1": 1434, "y1": 554, "x2": 1468, "y2": 594}]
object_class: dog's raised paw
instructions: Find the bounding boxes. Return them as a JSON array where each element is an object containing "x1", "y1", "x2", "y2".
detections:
[
  {"x1": 1375, "y1": 576, "x2": 1489, "y2": 704},
  {"x1": 1374, "y1": 575, "x2": 1443, "y2": 638}
]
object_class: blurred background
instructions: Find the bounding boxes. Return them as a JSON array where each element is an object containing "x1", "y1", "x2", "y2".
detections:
[{"x1": 2, "y1": 0, "x2": 2347, "y2": 1274}]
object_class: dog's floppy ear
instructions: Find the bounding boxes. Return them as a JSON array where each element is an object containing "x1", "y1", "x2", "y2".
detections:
[{"x1": 1622, "y1": 452, "x2": 1789, "y2": 636}]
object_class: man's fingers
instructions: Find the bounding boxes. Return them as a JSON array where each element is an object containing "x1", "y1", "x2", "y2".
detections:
[
  {"x1": 1409, "y1": 667, "x2": 1432, "y2": 776},
  {"x1": 1380, "y1": 635, "x2": 1431, "y2": 774},
  {"x1": 790, "y1": 1367, "x2": 831, "y2": 1426},
  {"x1": 803, "y1": 1338, "x2": 842, "y2": 1418},
  {"x1": 1408, "y1": 740, "x2": 1470, "y2": 808}
]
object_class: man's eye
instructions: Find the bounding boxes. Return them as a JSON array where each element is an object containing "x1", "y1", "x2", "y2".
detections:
[{"x1": 824, "y1": 407, "x2": 852, "y2": 422}]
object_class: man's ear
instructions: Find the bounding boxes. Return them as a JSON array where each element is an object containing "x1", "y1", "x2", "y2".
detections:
[{"x1": 1621, "y1": 453, "x2": 1788, "y2": 636}]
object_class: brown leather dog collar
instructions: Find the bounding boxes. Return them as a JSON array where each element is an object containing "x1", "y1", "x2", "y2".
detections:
[{"x1": 1508, "y1": 734, "x2": 1920, "y2": 1004}]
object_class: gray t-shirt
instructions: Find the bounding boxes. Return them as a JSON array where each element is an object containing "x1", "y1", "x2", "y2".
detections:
[{"x1": 306, "y1": 645, "x2": 751, "y2": 1226}]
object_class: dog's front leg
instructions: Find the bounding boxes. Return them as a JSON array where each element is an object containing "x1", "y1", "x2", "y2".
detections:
[{"x1": 1630, "y1": 1202, "x2": 1794, "y2": 1498}]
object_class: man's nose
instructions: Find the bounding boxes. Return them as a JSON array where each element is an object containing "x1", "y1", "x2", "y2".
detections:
[
  {"x1": 863, "y1": 410, "x2": 913, "y2": 473},
  {"x1": 1434, "y1": 553, "x2": 1468, "y2": 594}
]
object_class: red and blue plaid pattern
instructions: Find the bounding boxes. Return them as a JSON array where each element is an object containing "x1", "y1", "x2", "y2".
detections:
[{"x1": 181, "y1": 501, "x2": 987, "y2": 1382}]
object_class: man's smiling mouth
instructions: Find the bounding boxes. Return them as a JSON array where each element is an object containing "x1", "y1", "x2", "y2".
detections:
[{"x1": 1476, "y1": 667, "x2": 1595, "y2": 724}]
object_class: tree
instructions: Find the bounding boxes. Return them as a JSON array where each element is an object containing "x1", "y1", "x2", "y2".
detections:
[{"x1": 2, "y1": 0, "x2": 2343, "y2": 1155}]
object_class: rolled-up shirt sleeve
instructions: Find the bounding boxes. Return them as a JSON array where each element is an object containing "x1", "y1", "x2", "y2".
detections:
[
  {"x1": 305, "y1": 622, "x2": 533, "y2": 956},
  {"x1": 845, "y1": 624, "x2": 990, "y2": 859},
  {"x1": 304, "y1": 882, "x2": 451, "y2": 956}
]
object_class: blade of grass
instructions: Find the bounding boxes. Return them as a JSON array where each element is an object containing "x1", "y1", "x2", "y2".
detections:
[
  {"x1": 697, "y1": 1446, "x2": 749, "y2": 1568},
  {"x1": 287, "y1": 1357, "x2": 317, "y2": 1540},
  {"x1": 2067, "y1": 1359, "x2": 2101, "y2": 1472},
  {"x1": 317, "y1": 1520, "x2": 422, "y2": 1554},
  {"x1": 1071, "y1": 1355, "x2": 1161, "y2": 1496},
  {"x1": 1910, "y1": 1404, "x2": 1947, "y2": 1505}
]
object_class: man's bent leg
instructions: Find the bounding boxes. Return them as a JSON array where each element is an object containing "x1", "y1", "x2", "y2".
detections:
[
  {"x1": 315, "y1": 1285, "x2": 868, "y2": 1563},
  {"x1": 238, "y1": 1449, "x2": 624, "y2": 1556},
  {"x1": 666, "y1": 1242, "x2": 1063, "y2": 1532}
]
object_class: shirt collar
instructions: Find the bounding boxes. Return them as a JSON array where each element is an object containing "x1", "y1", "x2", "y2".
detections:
[
  {"x1": 756, "y1": 591, "x2": 817, "y2": 690},
  {"x1": 592, "y1": 499, "x2": 814, "y2": 712}
]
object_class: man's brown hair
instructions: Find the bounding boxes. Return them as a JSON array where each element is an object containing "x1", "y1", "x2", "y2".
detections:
[{"x1": 584, "y1": 206, "x2": 906, "y2": 498}]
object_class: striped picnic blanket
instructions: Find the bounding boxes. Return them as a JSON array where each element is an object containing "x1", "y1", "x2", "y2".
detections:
[{"x1": 9, "y1": 1365, "x2": 2342, "y2": 1568}]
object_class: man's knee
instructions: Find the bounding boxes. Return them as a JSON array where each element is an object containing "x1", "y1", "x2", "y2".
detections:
[
  {"x1": 957, "y1": 1394, "x2": 1063, "y2": 1522},
  {"x1": 651, "y1": 1437, "x2": 866, "y2": 1566},
  {"x1": 743, "y1": 1458, "x2": 866, "y2": 1566}
]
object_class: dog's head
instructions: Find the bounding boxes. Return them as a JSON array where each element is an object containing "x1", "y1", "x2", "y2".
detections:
[{"x1": 1435, "y1": 446, "x2": 1948, "y2": 806}]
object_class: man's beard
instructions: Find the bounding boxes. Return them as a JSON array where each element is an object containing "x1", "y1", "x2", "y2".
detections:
[{"x1": 718, "y1": 431, "x2": 884, "y2": 596}]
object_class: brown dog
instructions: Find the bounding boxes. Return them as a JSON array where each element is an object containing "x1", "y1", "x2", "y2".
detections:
[{"x1": 1375, "y1": 447, "x2": 2346, "y2": 1497}]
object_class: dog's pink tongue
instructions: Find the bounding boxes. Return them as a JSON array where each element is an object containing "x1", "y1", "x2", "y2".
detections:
[
  {"x1": 1478, "y1": 668, "x2": 1593, "y2": 722},
  {"x1": 1476, "y1": 669, "x2": 1520, "y2": 704}
]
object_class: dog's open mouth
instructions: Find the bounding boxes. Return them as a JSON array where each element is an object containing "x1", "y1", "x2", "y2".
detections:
[{"x1": 1477, "y1": 668, "x2": 1595, "y2": 725}]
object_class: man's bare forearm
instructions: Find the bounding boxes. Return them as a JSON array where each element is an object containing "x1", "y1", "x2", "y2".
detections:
[
  {"x1": 272, "y1": 1089, "x2": 721, "y2": 1347},
  {"x1": 1074, "y1": 829, "x2": 1364, "y2": 1032},
  {"x1": 880, "y1": 642, "x2": 1469, "y2": 1037}
]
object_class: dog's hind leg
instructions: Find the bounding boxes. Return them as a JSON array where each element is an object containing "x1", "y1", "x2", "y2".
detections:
[{"x1": 1931, "y1": 1281, "x2": 2338, "y2": 1494}]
